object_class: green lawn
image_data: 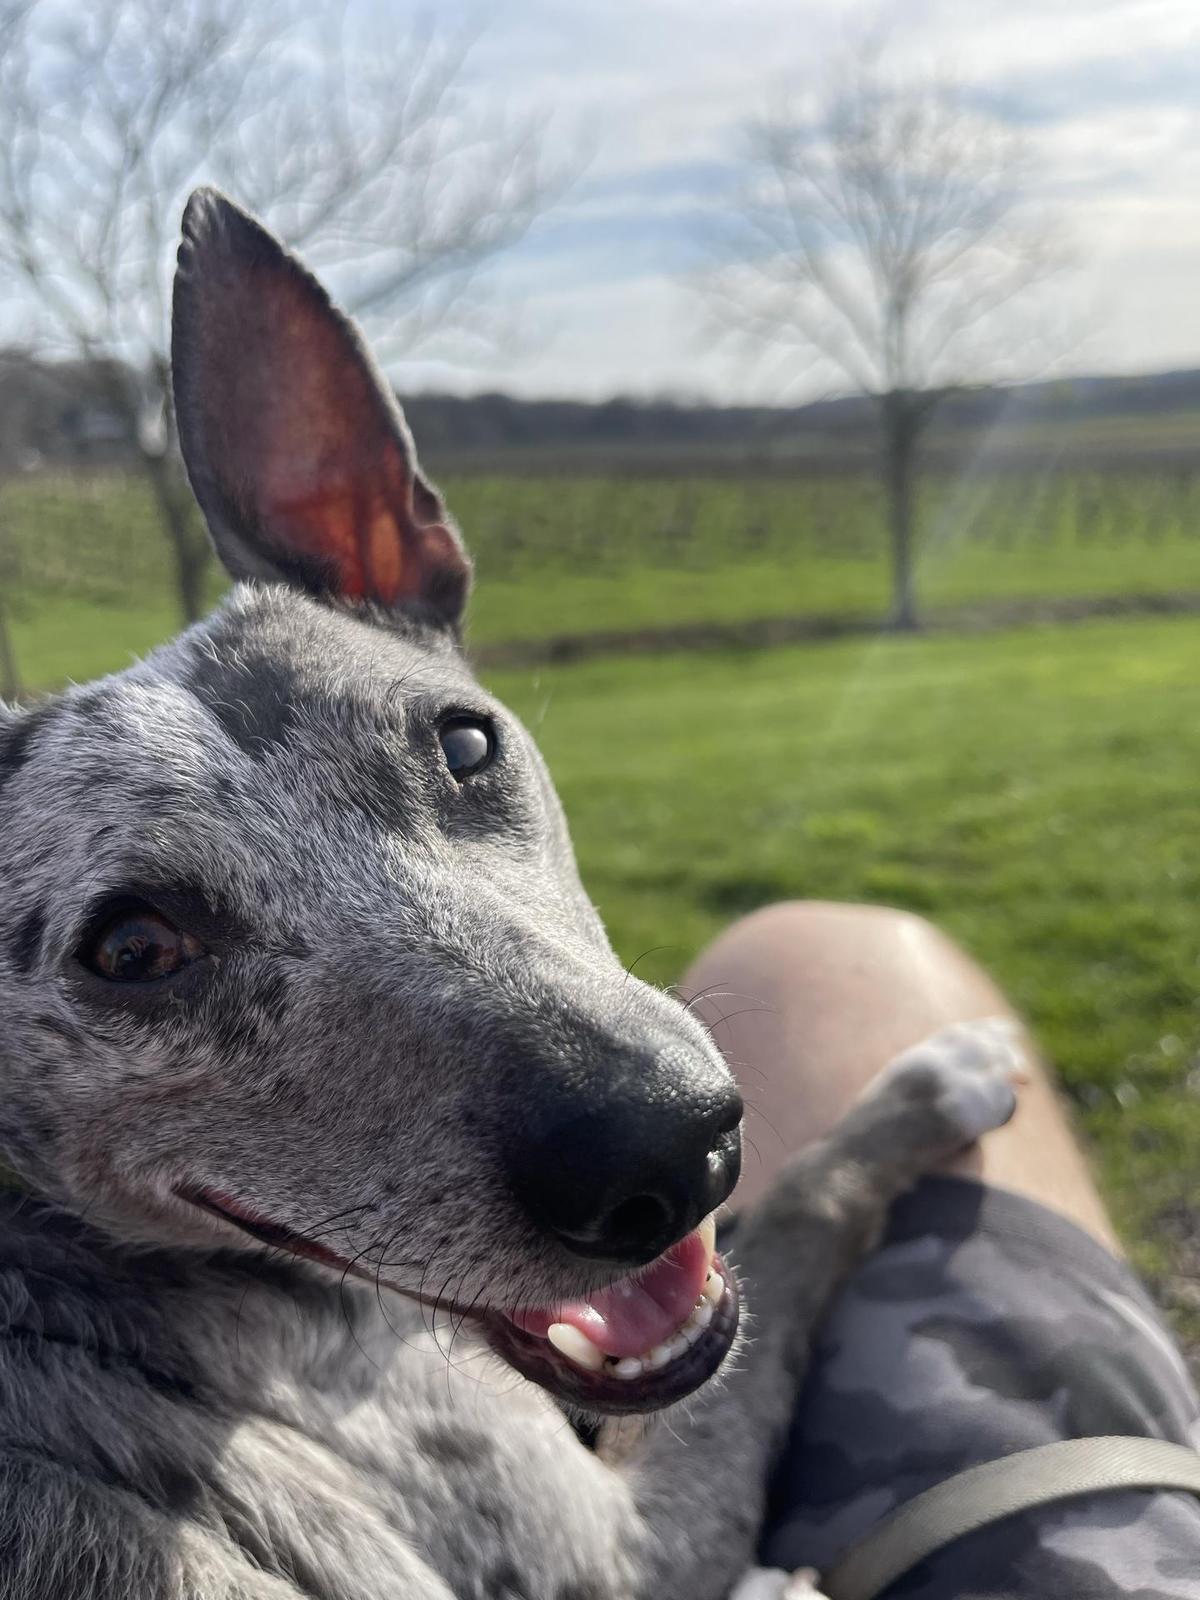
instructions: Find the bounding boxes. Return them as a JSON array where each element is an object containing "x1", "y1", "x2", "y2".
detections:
[
  {"x1": 490, "y1": 614, "x2": 1200, "y2": 1308},
  {"x1": 7, "y1": 466, "x2": 1200, "y2": 691},
  {"x1": 5, "y1": 472, "x2": 1199, "y2": 1328},
  {"x1": 17, "y1": 595, "x2": 1198, "y2": 1282}
]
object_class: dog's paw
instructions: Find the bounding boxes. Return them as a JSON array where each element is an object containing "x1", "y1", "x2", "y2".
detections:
[
  {"x1": 876, "y1": 1017, "x2": 1028, "y2": 1145},
  {"x1": 729, "y1": 1570, "x2": 791, "y2": 1600},
  {"x1": 730, "y1": 1569, "x2": 830, "y2": 1600}
]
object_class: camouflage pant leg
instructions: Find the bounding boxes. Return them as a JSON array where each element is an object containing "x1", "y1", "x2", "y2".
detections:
[{"x1": 756, "y1": 1177, "x2": 1200, "y2": 1599}]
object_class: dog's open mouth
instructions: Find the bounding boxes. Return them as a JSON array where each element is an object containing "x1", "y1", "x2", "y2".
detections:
[
  {"x1": 178, "y1": 1186, "x2": 738, "y2": 1414},
  {"x1": 481, "y1": 1213, "x2": 738, "y2": 1413}
]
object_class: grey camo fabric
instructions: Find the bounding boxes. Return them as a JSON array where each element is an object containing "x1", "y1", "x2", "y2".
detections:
[{"x1": 751, "y1": 1176, "x2": 1200, "y2": 1598}]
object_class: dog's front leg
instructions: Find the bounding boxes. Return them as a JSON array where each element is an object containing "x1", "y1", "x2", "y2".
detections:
[{"x1": 617, "y1": 1020, "x2": 1024, "y2": 1600}]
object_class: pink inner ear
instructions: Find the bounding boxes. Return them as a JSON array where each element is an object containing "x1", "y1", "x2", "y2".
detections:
[
  {"x1": 207, "y1": 265, "x2": 456, "y2": 608},
  {"x1": 263, "y1": 444, "x2": 423, "y2": 606}
]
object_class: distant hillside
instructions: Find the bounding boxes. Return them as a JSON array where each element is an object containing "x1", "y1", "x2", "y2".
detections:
[
  {"x1": 0, "y1": 351, "x2": 139, "y2": 471},
  {"x1": 1, "y1": 350, "x2": 1198, "y2": 474},
  {"x1": 406, "y1": 371, "x2": 1200, "y2": 473},
  {"x1": 407, "y1": 368, "x2": 1200, "y2": 452}
]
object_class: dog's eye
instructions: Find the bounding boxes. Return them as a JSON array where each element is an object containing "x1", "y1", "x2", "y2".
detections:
[
  {"x1": 438, "y1": 716, "x2": 495, "y2": 781},
  {"x1": 79, "y1": 902, "x2": 206, "y2": 983}
]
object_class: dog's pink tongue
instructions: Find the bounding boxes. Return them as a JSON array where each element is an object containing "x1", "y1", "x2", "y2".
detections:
[{"x1": 507, "y1": 1227, "x2": 710, "y2": 1358}]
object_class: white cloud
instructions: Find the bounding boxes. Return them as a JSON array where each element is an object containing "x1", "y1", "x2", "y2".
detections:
[
  {"x1": 7, "y1": 0, "x2": 1200, "y2": 401},
  {"x1": 398, "y1": 0, "x2": 1200, "y2": 400}
]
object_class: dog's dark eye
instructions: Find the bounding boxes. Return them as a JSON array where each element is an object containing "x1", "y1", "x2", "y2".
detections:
[
  {"x1": 438, "y1": 716, "x2": 494, "y2": 780},
  {"x1": 79, "y1": 903, "x2": 206, "y2": 983}
]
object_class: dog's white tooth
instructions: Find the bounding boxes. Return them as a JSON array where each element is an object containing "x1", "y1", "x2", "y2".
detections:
[
  {"x1": 668, "y1": 1334, "x2": 690, "y2": 1361},
  {"x1": 647, "y1": 1343, "x2": 673, "y2": 1370},
  {"x1": 697, "y1": 1212, "x2": 717, "y2": 1264},
  {"x1": 682, "y1": 1322, "x2": 703, "y2": 1348},
  {"x1": 547, "y1": 1323, "x2": 605, "y2": 1374},
  {"x1": 692, "y1": 1300, "x2": 714, "y2": 1331},
  {"x1": 613, "y1": 1357, "x2": 644, "y2": 1380},
  {"x1": 703, "y1": 1272, "x2": 724, "y2": 1306}
]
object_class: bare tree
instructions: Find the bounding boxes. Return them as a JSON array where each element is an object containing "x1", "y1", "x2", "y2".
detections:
[
  {"x1": 708, "y1": 41, "x2": 1057, "y2": 628},
  {"x1": 0, "y1": 522, "x2": 20, "y2": 701},
  {"x1": 0, "y1": 3, "x2": 27, "y2": 698},
  {"x1": 0, "y1": 0, "x2": 562, "y2": 622}
]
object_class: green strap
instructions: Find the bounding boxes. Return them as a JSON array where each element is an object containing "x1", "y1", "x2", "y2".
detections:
[{"x1": 820, "y1": 1436, "x2": 1200, "y2": 1600}]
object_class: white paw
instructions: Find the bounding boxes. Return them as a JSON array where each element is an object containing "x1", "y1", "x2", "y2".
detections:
[
  {"x1": 784, "y1": 1572, "x2": 830, "y2": 1598},
  {"x1": 879, "y1": 1017, "x2": 1027, "y2": 1143},
  {"x1": 730, "y1": 1570, "x2": 791, "y2": 1600},
  {"x1": 786, "y1": 1575, "x2": 830, "y2": 1599},
  {"x1": 730, "y1": 1570, "x2": 829, "y2": 1600}
]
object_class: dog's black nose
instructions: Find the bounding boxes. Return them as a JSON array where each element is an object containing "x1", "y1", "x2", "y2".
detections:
[{"x1": 506, "y1": 1061, "x2": 743, "y2": 1266}]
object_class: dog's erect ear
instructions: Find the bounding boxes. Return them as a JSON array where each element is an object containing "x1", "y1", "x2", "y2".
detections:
[{"x1": 171, "y1": 188, "x2": 470, "y2": 627}]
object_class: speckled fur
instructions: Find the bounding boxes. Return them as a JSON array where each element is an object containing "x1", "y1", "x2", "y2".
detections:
[{"x1": 0, "y1": 192, "x2": 1021, "y2": 1599}]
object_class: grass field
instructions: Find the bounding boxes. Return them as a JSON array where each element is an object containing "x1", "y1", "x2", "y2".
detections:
[
  {"x1": 6, "y1": 465, "x2": 1200, "y2": 689},
  {"x1": 488, "y1": 615, "x2": 1200, "y2": 1327},
  {"x1": 4, "y1": 471, "x2": 1199, "y2": 1335}
]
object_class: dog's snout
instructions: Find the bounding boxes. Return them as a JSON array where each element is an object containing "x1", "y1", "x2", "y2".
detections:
[{"x1": 507, "y1": 1065, "x2": 743, "y2": 1267}]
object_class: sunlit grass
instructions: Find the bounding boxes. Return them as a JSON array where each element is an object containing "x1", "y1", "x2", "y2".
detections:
[
  {"x1": 490, "y1": 614, "x2": 1200, "y2": 1298},
  {"x1": 6, "y1": 472, "x2": 1199, "y2": 1326},
  {"x1": 6, "y1": 466, "x2": 1200, "y2": 688}
]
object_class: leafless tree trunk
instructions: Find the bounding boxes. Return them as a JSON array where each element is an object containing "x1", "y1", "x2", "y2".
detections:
[
  {"x1": 142, "y1": 442, "x2": 209, "y2": 625},
  {"x1": 0, "y1": 493, "x2": 20, "y2": 699},
  {"x1": 0, "y1": 8, "x2": 31, "y2": 689},
  {"x1": 704, "y1": 36, "x2": 1059, "y2": 629},
  {"x1": 0, "y1": 0, "x2": 566, "y2": 624},
  {"x1": 88, "y1": 356, "x2": 212, "y2": 622},
  {"x1": 881, "y1": 390, "x2": 919, "y2": 630},
  {"x1": 0, "y1": 596, "x2": 19, "y2": 701}
]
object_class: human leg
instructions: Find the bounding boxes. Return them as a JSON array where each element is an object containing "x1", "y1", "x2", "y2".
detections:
[
  {"x1": 683, "y1": 903, "x2": 1200, "y2": 1596},
  {"x1": 680, "y1": 899, "x2": 1118, "y2": 1249}
]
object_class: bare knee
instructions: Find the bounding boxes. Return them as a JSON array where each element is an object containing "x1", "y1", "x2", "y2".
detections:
[
  {"x1": 684, "y1": 900, "x2": 1119, "y2": 1252},
  {"x1": 683, "y1": 899, "x2": 1013, "y2": 1211},
  {"x1": 685, "y1": 900, "x2": 995, "y2": 1026},
  {"x1": 702, "y1": 899, "x2": 954, "y2": 962}
]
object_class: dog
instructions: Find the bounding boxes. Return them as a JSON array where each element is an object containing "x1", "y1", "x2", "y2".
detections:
[{"x1": 0, "y1": 190, "x2": 1023, "y2": 1600}]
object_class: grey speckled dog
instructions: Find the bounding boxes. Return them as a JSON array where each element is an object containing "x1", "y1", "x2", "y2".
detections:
[{"x1": 0, "y1": 191, "x2": 1023, "y2": 1600}]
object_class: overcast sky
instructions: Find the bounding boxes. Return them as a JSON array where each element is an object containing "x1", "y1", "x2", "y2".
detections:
[{"x1": 391, "y1": 0, "x2": 1200, "y2": 403}]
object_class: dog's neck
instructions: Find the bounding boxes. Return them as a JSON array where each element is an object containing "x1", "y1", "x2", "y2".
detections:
[{"x1": 0, "y1": 1186, "x2": 440, "y2": 1430}]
